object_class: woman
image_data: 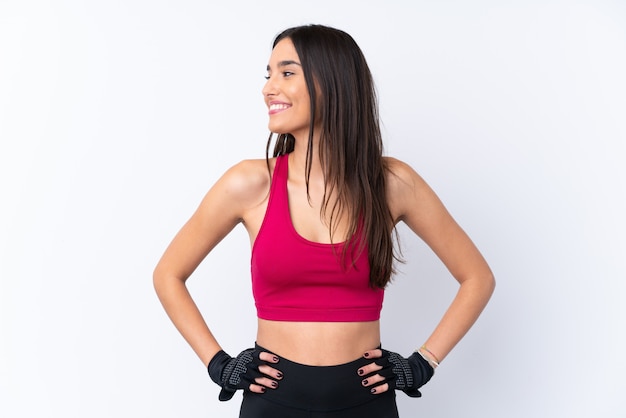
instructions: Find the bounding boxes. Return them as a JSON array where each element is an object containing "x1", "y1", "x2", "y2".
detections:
[{"x1": 154, "y1": 24, "x2": 495, "y2": 417}]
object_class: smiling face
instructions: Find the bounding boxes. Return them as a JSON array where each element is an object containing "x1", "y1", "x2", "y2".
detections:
[{"x1": 262, "y1": 38, "x2": 314, "y2": 141}]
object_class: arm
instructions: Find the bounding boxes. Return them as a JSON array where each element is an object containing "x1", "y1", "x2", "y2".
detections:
[
  {"x1": 359, "y1": 158, "x2": 495, "y2": 394},
  {"x1": 387, "y1": 157, "x2": 495, "y2": 362},
  {"x1": 153, "y1": 160, "x2": 280, "y2": 393}
]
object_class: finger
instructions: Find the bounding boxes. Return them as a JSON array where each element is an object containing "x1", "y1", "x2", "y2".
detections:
[
  {"x1": 248, "y1": 383, "x2": 268, "y2": 394},
  {"x1": 258, "y1": 364, "x2": 284, "y2": 380},
  {"x1": 259, "y1": 351, "x2": 280, "y2": 363},
  {"x1": 363, "y1": 348, "x2": 383, "y2": 359},
  {"x1": 369, "y1": 382, "x2": 389, "y2": 395},
  {"x1": 361, "y1": 373, "x2": 386, "y2": 387},
  {"x1": 254, "y1": 376, "x2": 279, "y2": 390},
  {"x1": 357, "y1": 361, "x2": 383, "y2": 376}
]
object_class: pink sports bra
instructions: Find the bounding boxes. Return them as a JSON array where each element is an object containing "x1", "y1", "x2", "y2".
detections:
[{"x1": 251, "y1": 154, "x2": 384, "y2": 322}]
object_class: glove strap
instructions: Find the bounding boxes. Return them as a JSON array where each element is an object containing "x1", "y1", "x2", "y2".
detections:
[{"x1": 207, "y1": 350, "x2": 232, "y2": 385}]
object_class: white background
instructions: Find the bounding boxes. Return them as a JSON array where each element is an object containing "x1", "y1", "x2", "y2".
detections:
[{"x1": 1, "y1": 1, "x2": 625, "y2": 417}]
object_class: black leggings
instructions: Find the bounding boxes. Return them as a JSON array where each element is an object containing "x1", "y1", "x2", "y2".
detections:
[{"x1": 238, "y1": 344, "x2": 399, "y2": 418}]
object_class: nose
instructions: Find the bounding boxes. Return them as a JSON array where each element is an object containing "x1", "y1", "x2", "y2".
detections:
[{"x1": 262, "y1": 76, "x2": 278, "y2": 98}]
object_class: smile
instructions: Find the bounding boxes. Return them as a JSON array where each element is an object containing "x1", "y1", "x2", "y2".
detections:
[{"x1": 269, "y1": 103, "x2": 291, "y2": 114}]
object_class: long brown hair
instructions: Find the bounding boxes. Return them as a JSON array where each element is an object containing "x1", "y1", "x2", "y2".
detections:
[{"x1": 266, "y1": 25, "x2": 399, "y2": 288}]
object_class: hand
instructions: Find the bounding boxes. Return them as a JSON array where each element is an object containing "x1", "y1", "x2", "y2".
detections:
[
  {"x1": 357, "y1": 348, "x2": 434, "y2": 397},
  {"x1": 207, "y1": 348, "x2": 283, "y2": 401}
]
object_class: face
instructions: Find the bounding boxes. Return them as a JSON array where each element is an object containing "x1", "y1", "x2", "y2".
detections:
[{"x1": 263, "y1": 38, "x2": 313, "y2": 140}]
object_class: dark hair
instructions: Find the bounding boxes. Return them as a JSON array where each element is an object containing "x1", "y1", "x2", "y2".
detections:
[{"x1": 266, "y1": 24, "x2": 399, "y2": 288}]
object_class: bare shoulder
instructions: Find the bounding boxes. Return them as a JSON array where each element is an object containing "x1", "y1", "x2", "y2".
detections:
[
  {"x1": 383, "y1": 156, "x2": 440, "y2": 223},
  {"x1": 215, "y1": 158, "x2": 274, "y2": 206},
  {"x1": 154, "y1": 158, "x2": 275, "y2": 278},
  {"x1": 192, "y1": 157, "x2": 275, "y2": 228},
  {"x1": 383, "y1": 156, "x2": 429, "y2": 195}
]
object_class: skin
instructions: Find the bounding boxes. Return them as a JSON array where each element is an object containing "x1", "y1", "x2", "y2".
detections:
[{"x1": 153, "y1": 38, "x2": 495, "y2": 396}]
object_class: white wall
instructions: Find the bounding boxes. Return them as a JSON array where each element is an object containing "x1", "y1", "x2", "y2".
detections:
[{"x1": 1, "y1": 1, "x2": 624, "y2": 417}]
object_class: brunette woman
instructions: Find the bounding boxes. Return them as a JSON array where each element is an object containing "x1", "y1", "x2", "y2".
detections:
[{"x1": 154, "y1": 24, "x2": 495, "y2": 418}]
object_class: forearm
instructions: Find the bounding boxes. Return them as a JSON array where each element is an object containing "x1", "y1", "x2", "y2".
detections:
[
  {"x1": 153, "y1": 274, "x2": 222, "y2": 367},
  {"x1": 422, "y1": 273, "x2": 495, "y2": 363}
]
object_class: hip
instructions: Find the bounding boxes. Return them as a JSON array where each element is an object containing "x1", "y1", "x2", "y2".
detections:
[{"x1": 238, "y1": 343, "x2": 399, "y2": 417}]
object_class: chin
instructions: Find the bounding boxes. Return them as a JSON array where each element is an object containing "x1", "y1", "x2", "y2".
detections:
[{"x1": 268, "y1": 125, "x2": 291, "y2": 135}]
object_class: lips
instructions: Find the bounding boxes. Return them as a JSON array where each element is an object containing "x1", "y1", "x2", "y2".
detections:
[{"x1": 268, "y1": 102, "x2": 291, "y2": 114}]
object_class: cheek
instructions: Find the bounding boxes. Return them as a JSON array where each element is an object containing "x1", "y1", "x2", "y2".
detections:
[{"x1": 289, "y1": 82, "x2": 311, "y2": 106}]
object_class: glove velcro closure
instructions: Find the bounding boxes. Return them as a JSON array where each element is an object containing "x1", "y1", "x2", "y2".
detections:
[
  {"x1": 404, "y1": 352, "x2": 435, "y2": 397},
  {"x1": 208, "y1": 350, "x2": 232, "y2": 385},
  {"x1": 218, "y1": 386, "x2": 237, "y2": 401},
  {"x1": 408, "y1": 352, "x2": 434, "y2": 387}
]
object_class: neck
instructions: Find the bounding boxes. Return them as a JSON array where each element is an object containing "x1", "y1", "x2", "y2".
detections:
[{"x1": 290, "y1": 129, "x2": 324, "y2": 180}]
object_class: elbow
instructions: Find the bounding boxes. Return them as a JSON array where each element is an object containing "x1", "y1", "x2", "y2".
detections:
[
  {"x1": 459, "y1": 267, "x2": 495, "y2": 295},
  {"x1": 153, "y1": 266, "x2": 165, "y2": 296},
  {"x1": 463, "y1": 269, "x2": 495, "y2": 301},
  {"x1": 153, "y1": 263, "x2": 188, "y2": 298},
  {"x1": 152, "y1": 263, "x2": 173, "y2": 297},
  {"x1": 483, "y1": 271, "x2": 496, "y2": 300}
]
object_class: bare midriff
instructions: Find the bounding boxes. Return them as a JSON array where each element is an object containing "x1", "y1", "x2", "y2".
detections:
[{"x1": 256, "y1": 318, "x2": 381, "y2": 366}]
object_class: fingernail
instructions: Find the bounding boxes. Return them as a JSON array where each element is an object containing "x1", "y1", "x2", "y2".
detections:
[
  {"x1": 260, "y1": 387, "x2": 266, "y2": 393},
  {"x1": 271, "y1": 381, "x2": 277, "y2": 388},
  {"x1": 362, "y1": 379, "x2": 368, "y2": 386},
  {"x1": 276, "y1": 372, "x2": 283, "y2": 378},
  {"x1": 358, "y1": 369, "x2": 364, "y2": 376},
  {"x1": 272, "y1": 356, "x2": 279, "y2": 362},
  {"x1": 370, "y1": 388, "x2": 376, "y2": 394},
  {"x1": 364, "y1": 352, "x2": 370, "y2": 357}
]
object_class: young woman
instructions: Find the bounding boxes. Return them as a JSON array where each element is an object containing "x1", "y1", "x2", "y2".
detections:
[{"x1": 154, "y1": 24, "x2": 495, "y2": 418}]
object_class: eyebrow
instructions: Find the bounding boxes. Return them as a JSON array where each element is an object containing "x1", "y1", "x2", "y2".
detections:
[{"x1": 266, "y1": 60, "x2": 302, "y2": 71}]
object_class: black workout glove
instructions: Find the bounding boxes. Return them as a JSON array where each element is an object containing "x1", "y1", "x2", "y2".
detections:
[
  {"x1": 207, "y1": 348, "x2": 265, "y2": 401},
  {"x1": 376, "y1": 349, "x2": 435, "y2": 397}
]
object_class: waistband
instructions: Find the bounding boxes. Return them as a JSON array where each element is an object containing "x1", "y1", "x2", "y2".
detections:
[{"x1": 254, "y1": 343, "x2": 389, "y2": 412}]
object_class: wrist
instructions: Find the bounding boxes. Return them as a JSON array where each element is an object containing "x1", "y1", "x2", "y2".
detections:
[
  {"x1": 207, "y1": 350, "x2": 232, "y2": 385},
  {"x1": 406, "y1": 351, "x2": 435, "y2": 391},
  {"x1": 416, "y1": 346, "x2": 440, "y2": 369}
]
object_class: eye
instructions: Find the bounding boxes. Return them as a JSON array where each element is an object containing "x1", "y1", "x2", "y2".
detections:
[
  {"x1": 264, "y1": 75, "x2": 270, "y2": 80},
  {"x1": 282, "y1": 71, "x2": 294, "y2": 77}
]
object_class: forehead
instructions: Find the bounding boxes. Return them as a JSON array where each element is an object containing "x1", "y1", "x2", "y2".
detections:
[{"x1": 268, "y1": 38, "x2": 300, "y2": 66}]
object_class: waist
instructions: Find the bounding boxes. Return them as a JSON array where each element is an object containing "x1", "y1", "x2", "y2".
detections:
[
  {"x1": 250, "y1": 343, "x2": 392, "y2": 412},
  {"x1": 256, "y1": 318, "x2": 381, "y2": 366}
]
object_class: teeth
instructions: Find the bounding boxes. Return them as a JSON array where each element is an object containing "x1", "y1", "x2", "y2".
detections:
[{"x1": 270, "y1": 103, "x2": 289, "y2": 111}]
